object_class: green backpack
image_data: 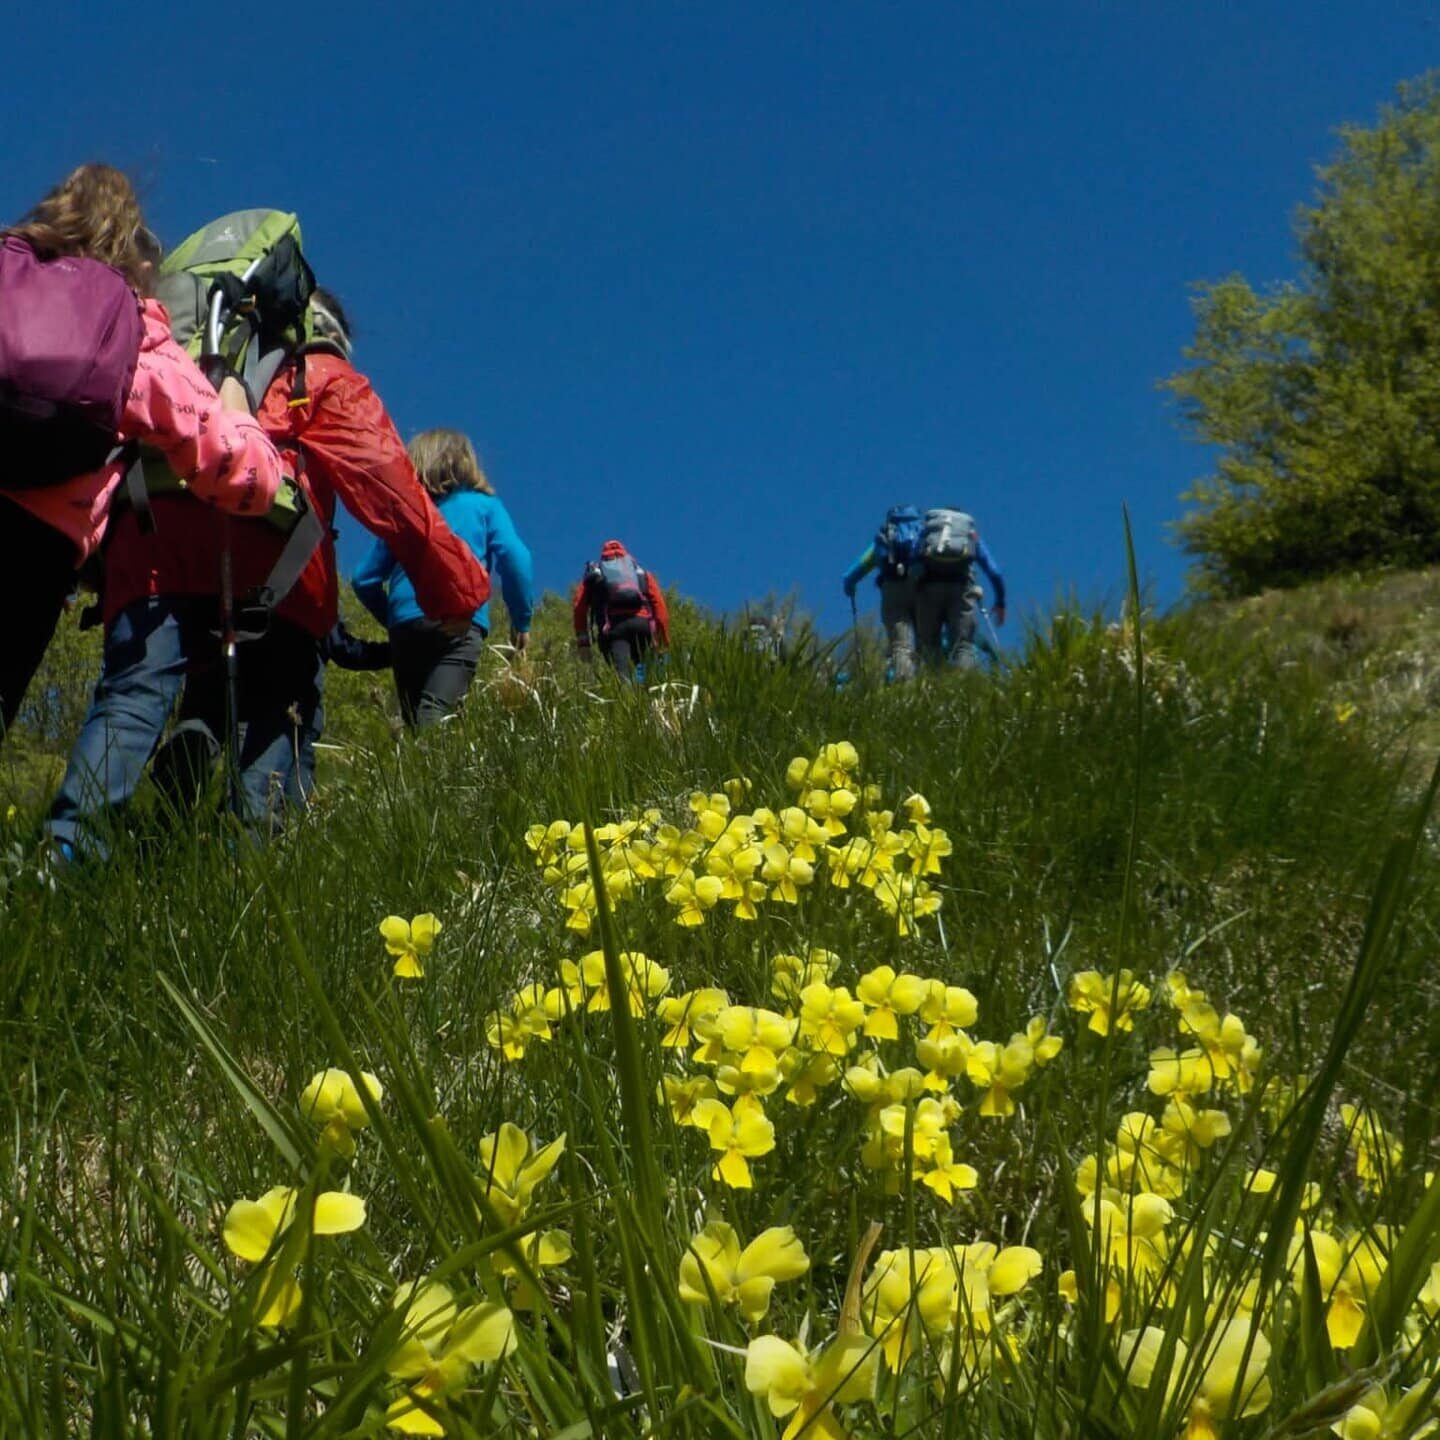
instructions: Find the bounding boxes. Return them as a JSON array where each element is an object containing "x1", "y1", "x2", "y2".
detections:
[
  {"x1": 156, "y1": 210, "x2": 316, "y2": 399},
  {"x1": 127, "y1": 210, "x2": 336, "y2": 624}
]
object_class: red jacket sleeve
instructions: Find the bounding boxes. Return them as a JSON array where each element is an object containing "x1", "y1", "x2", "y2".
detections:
[
  {"x1": 572, "y1": 581, "x2": 592, "y2": 640},
  {"x1": 299, "y1": 367, "x2": 490, "y2": 621},
  {"x1": 645, "y1": 573, "x2": 671, "y2": 646}
]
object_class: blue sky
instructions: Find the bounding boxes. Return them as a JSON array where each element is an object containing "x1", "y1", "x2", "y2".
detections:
[{"x1": 5, "y1": 2, "x2": 1436, "y2": 634}]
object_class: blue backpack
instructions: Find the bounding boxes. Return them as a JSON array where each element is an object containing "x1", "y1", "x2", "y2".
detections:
[{"x1": 876, "y1": 505, "x2": 923, "y2": 578}]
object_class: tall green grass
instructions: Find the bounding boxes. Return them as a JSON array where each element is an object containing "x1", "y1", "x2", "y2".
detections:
[{"x1": 1, "y1": 600, "x2": 1437, "y2": 1436}]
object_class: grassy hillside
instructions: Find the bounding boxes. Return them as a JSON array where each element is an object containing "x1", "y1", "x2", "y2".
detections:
[
  {"x1": 1175, "y1": 565, "x2": 1440, "y2": 771},
  {"x1": 2, "y1": 589, "x2": 1439, "y2": 1437}
]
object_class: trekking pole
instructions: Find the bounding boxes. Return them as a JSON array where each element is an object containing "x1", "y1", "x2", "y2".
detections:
[
  {"x1": 978, "y1": 605, "x2": 1009, "y2": 669},
  {"x1": 849, "y1": 593, "x2": 865, "y2": 688},
  {"x1": 218, "y1": 518, "x2": 244, "y2": 819}
]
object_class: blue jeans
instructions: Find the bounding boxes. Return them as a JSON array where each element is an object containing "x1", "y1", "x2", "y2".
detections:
[
  {"x1": 48, "y1": 597, "x2": 320, "y2": 857},
  {"x1": 47, "y1": 597, "x2": 214, "y2": 857}
]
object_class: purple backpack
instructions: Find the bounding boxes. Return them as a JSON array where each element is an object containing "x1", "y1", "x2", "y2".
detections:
[
  {"x1": 0, "y1": 236, "x2": 143, "y2": 488},
  {"x1": 589, "y1": 554, "x2": 648, "y2": 621}
]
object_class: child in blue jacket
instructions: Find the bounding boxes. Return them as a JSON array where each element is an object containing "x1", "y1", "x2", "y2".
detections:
[{"x1": 353, "y1": 429, "x2": 533, "y2": 728}]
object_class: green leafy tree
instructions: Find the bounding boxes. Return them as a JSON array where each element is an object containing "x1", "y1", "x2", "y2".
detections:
[{"x1": 1171, "y1": 74, "x2": 1440, "y2": 596}]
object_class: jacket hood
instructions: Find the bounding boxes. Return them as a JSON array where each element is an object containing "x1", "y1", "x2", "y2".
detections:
[
  {"x1": 600, "y1": 540, "x2": 628, "y2": 559},
  {"x1": 142, "y1": 297, "x2": 180, "y2": 350}
]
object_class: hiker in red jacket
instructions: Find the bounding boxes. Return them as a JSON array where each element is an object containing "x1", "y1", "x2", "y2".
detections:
[
  {"x1": 48, "y1": 289, "x2": 489, "y2": 855},
  {"x1": 572, "y1": 540, "x2": 670, "y2": 680}
]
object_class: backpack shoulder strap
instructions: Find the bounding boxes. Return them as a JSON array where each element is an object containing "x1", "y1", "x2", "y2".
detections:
[
  {"x1": 115, "y1": 444, "x2": 155, "y2": 535},
  {"x1": 242, "y1": 497, "x2": 327, "y2": 618}
]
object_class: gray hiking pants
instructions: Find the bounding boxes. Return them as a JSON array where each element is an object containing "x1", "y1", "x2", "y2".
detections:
[
  {"x1": 916, "y1": 579, "x2": 980, "y2": 670},
  {"x1": 879, "y1": 576, "x2": 918, "y2": 682}
]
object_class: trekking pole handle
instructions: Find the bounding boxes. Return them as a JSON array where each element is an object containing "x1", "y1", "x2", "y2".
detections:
[{"x1": 205, "y1": 253, "x2": 268, "y2": 355}]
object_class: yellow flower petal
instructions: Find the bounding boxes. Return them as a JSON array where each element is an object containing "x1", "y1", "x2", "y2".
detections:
[
  {"x1": 447, "y1": 1302, "x2": 517, "y2": 1364},
  {"x1": 385, "y1": 1392, "x2": 447, "y2": 1436},
  {"x1": 988, "y1": 1246, "x2": 1042, "y2": 1296},
  {"x1": 379, "y1": 916, "x2": 412, "y2": 953},
  {"x1": 716, "y1": 1149, "x2": 753, "y2": 1188},
  {"x1": 738, "y1": 1227, "x2": 810, "y2": 1285},
  {"x1": 255, "y1": 1263, "x2": 303, "y2": 1328},
  {"x1": 313, "y1": 1191, "x2": 367, "y2": 1235},
  {"x1": 223, "y1": 1198, "x2": 282, "y2": 1262},
  {"x1": 745, "y1": 1336, "x2": 809, "y2": 1417},
  {"x1": 409, "y1": 914, "x2": 441, "y2": 951}
]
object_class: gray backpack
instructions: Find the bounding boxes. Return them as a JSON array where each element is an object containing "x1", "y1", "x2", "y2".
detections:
[{"x1": 920, "y1": 508, "x2": 977, "y2": 578}]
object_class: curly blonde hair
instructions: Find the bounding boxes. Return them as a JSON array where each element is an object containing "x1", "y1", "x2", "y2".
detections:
[
  {"x1": 408, "y1": 428, "x2": 494, "y2": 497},
  {"x1": 4, "y1": 164, "x2": 156, "y2": 288}
]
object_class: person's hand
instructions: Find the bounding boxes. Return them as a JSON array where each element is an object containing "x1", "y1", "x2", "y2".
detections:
[
  {"x1": 218, "y1": 375, "x2": 251, "y2": 414},
  {"x1": 992, "y1": 604, "x2": 1006, "y2": 627},
  {"x1": 843, "y1": 577, "x2": 857, "y2": 599},
  {"x1": 438, "y1": 616, "x2": 472, "y2": 639},
  {"x1": 512, "y1": 630, "x2": 529, "y2": 654},
  {"x1": 577, "y1": 640, "x2": 595, "y2": 664}
]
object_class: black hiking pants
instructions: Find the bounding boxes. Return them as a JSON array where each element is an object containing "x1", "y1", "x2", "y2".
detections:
[
  {"x1": 150, "y1": 613, "x2": 323, "y2": 833},
  {"x1": 389, "y1": 619, "x2": 485, "y2": 730},
  {"x1": 0, "y1": 498, "x2": 79, "y2": 738},
  {"x1": 600, "y1": 615, "x2": 653, "y2": 681}
]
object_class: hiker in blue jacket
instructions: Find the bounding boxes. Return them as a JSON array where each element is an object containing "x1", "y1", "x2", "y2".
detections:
[
  {"x1": 843, "y1": 506, "x2": 1005, "y2": 678},
  {"x1": 842, "y1": 505, "x2": 924, "y2": 681},
  {"x1": 353, "y1": 429, "x2": 533, "y2": 729}
]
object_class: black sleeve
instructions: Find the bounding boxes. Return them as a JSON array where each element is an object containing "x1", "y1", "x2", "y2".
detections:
[{"x1": 325, "y1": 622, "x2": 393, "y2": 671}]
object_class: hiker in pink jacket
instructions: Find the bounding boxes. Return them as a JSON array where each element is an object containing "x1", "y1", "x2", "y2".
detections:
[{"x1": 0, "y1": 164, "x2": 282, "y2": 736}]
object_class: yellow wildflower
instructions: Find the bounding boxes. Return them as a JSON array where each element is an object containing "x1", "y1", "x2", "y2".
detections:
[
  {"x1": 804, "y1": 785, "x2": 858, "y2": 836},
  {"x1": 689, "y1": 790, "x2": 733, "y2": 841},
  {"x1": 856, "y1": 965, "x2": 928, "y2": 1040},
  {"x1": 664, "y1": 869, "x2": 724, "y2": 926},
  {"x1": 1332, "y1": 1383, "x2": 1440, "y2": 1440},
  {"x1": 904, "y1": 823, "x2": 953, "y2": 875},
  {"x1": 798, "y1": 982, "x2": 868, "y2": 1055},
  {"x1": 915, "y1": 1029, "x2": 973, "y2": 1092},
  {"x1": 753, "y1": 806, "x2": 829, "y2": 862},
  {"x1": 475, "y1": 1124, "x2": 566, "y2": 1226},
  {"x1": 779, "y1": 1048, "x2": 841, "y2": 1106},
  {"x1": 1341, "y1": 1104, "x2": 1404, "y2": 1188},
  {"x1": 691, "y1": 1094, "x2": 776, "y2": 1188},
  {"x1": 222, "y1": 1186, "x2": 366, "y2": 1329},
  {"x1": 659, "y1": 1073, "x2": 719, "y2": 1124},
  {"x1": 299, "y1": 1067, "x2": 383, "y2": 1156},
  {"x1": 656, "y1": 988, "x2": 729, "y2": 1048},
  {"x1": 523, "y1": 820, "x2": 573, "y2": 866},
  {"x1": 761, "y1": 843, "x2": 815, "y2": 904},
  {"x1": 222, "y1": 1186, "x2": 366, "y2": 1263},
  {"x1": 1290, "y1": 1226, "x2": 1390, "y2": 1350},
  {"x1": 871, "y1": 872, "x2": 942, "y2": 934},
  {"x1": 919, "y1": 982, "x2": 979, "y2": 1037},
  {"x1": 744, "y1": 1331, "x2": 877, "y2": 1440},
  {"x1": 1120, "y1": 1318, "x2": 1271, "y2": 1440},
  {"x1": 380, "y1": 913, "x2": 440, "y2": 980},
  {"x1": 385, "y1": 1280, "x2": 516, "y2": 1435},
  {"x1": 1068, "y1": 969, "x2": 1151, "y2": 1035},
  {"x1": 678, "y1": 1221, "x2": 810, "y2": 1322},
  {"x1": 771, "y1": 948, "x2": 840, "y2": 1006},
  {"x1": 965, "y1": 1036, "x2": 1037, "y2": 1118}
]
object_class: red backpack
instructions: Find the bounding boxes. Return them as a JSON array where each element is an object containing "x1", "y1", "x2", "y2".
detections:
[{"x1": 0, "y1": 237, "x2": 143, "y2": 489}]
